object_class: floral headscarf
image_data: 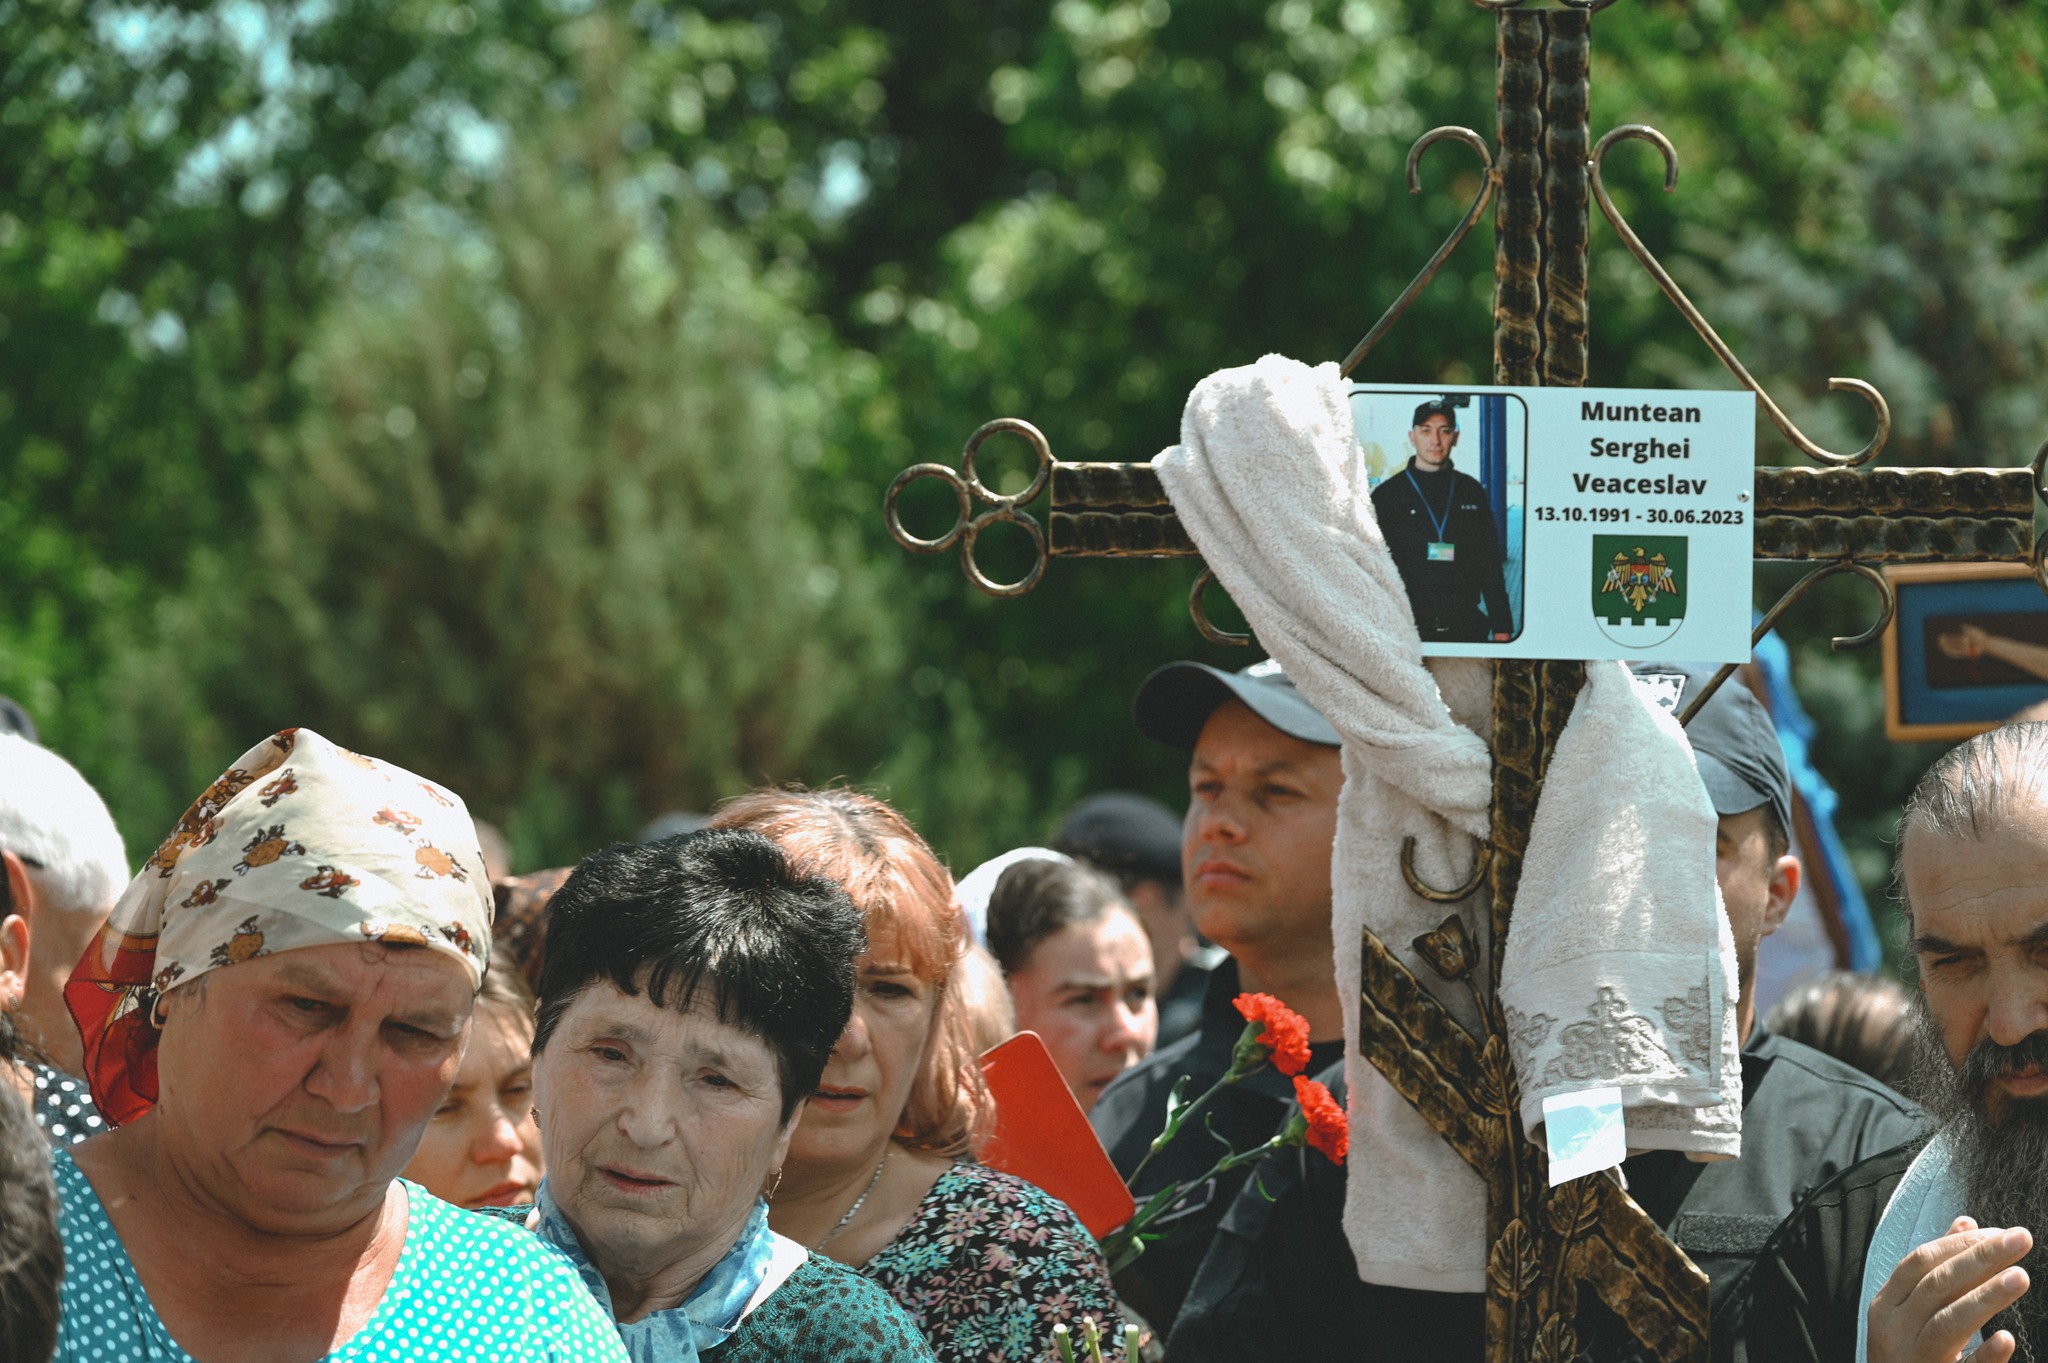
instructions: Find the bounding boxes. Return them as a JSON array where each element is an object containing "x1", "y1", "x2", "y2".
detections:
[{"x1": 64, "y1": 728, "x2": 494, "y2": 1125}]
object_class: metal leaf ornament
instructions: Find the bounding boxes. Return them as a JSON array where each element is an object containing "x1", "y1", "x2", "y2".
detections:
[{"x1": 1411, "y1": 912, "x2": 1475, "y2": 982}]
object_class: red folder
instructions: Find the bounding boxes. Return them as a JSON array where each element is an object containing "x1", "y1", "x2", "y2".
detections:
[{"x1": 979, "y1": 1031, "x2": 1137, "y2": 1239}]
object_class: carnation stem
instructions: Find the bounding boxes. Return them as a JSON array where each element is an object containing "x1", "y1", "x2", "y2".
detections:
[
  {"x1": 1124, "y1": 1019, "x2": 1267, "y2": 1192},
  {"x1": 1102, "y1": 1131, "x2": 1295, "y2": 1275}
]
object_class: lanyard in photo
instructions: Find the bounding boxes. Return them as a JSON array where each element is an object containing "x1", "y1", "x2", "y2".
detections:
[{"x1": 1405, "y1": 467, "x2": 1455, "y2": 542}]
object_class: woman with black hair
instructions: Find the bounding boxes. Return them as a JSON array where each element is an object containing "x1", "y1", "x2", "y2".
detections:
[{"x1": 527, "y1": 828, "x2": 934, "y2": 1363}]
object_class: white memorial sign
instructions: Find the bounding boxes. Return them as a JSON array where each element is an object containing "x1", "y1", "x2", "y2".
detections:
[{"x1": 1347, "y1": 382, "x2": 1757, "y2": 663}]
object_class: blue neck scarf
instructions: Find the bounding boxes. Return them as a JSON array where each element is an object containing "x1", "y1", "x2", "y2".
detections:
[{"x1": 536, "y1": 1181, "x2": 779, "y2": 1363}]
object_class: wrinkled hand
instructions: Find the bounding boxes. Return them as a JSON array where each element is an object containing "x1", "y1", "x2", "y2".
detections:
[{"x1": 1867, "y1": 1217, "x2": 2031, "y2": 1363}]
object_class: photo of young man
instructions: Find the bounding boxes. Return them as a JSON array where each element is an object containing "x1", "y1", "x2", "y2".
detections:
[{"x1": 1368, "y1": 397, "x2": 1515, "y2": 643}]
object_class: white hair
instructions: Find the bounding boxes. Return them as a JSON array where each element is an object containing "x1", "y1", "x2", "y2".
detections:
[{"x1": 0, "y1": 736, "x2": 128, "y2": 918}]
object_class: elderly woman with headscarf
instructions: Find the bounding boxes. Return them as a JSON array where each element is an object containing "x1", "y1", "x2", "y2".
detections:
[
  {"x1": 524, "y1": 827, "x2": 936, "y2": 1363},
  {"x1": 49, "y1": 729, "x2": 629, "y2": 1362},
  {"x1": 712, "y1": 790, "x2": 1126, "y2": 1363}
]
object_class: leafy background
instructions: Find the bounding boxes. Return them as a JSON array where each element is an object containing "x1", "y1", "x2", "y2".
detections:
[{"x1": 4, "y1": 0, "x2": 2044, "y2": 956}]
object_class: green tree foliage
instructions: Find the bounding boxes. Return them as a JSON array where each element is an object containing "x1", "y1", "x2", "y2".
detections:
[
  {"x1": 112, "y1": 23, "x2": 905, "y2": 867},
  {"x1": 5, "y1": 0, "x2": 2048, "y2": 889},
  {"x1": 1634, "y1": 3, "x2": 2048, "y2": 903}
]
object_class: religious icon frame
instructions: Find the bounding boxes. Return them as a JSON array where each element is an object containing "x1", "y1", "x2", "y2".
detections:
[{"x1": 1881, "y1": 561, "x2": 2048, "y2": 741}]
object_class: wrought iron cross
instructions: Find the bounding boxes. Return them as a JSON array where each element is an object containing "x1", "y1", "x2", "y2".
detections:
[{"x1": 883, "y1": 5, "x2": 2044, "y2": 1359}]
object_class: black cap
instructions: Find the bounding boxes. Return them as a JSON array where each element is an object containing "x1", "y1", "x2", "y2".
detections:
[
  {"x1": 1055, "y1": 792, "x2": 1183, "y2": 886},
  {"x1": 1628, "y1": 663, "x2": 1792, "y2": 837},
  {"x1": 1134, "y1": 658, "x2": 1341, "y2": 750},
  {"x1": 1411, "y1": 397, "x2": 1461, "y2": 430},
  {"x1": 0, "y1": 696, "x2": 36, "y2": 743}
]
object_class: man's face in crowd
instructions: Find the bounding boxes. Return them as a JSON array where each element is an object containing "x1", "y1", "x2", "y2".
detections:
[
  {"x1": 1906, "y1": 796, "x2": 2048, "y2": 1086},
  {"x1": 1714, "y1": 806, "x2": 1799, "y2": 1007},
  {"x1": 1181, "y1": 699, "x2": 1342, "y2": 958},
  {"x1": 1904, "y1": 794, "x2": 2048, "y2": 1354},
  {"x1": 1409, "y1": 415, "x2": 1458, "y2": 472}
]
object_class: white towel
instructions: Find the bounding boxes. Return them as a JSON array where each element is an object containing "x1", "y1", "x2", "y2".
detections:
[
  {"x1": 1500, "y1": 662, "x2": 1743, "y2": 1161},
  {"x1": 1156, "y1": 354, "x2": 1495, "y2": 1291},
  {"x1": 1153, "y1": 354, "x2": 1739, "y2": 1290}
]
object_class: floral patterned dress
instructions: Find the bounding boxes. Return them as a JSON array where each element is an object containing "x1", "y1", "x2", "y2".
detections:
[{"x1": 862, "y1": 1162, "x2": 1125, "y2": 1363}]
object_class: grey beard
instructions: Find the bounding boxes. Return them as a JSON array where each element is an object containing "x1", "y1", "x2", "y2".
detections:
[{"x1": 1911, "y1": 1005, "x2": 2048, "y2": 1360}]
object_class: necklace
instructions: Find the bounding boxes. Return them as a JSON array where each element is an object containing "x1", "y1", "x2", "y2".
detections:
[{"x1": 814, "y1": 1149, "x2": 889, "y2": 1251}]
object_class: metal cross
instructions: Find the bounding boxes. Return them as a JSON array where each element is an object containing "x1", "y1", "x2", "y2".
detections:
[{"x1": 882, "y1": 5, "x2": 2044, "y2": 1359}]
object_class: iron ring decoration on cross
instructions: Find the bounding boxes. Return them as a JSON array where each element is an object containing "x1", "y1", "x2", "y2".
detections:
[
  {"x1": 1341, "y1": 126, "x2": 1497, "y2": 378},
  {"x1": 1399, "y1": 834, "x2": 1492, "y2": 904},
  {"x1": 1188, "y1": 567, "x2": 1252, "y2": 647},
  {"x1": 1590, "y1": 125, "x2": 1891, "y2": 469},
  {"x1": 883, "y1": 417, "x2": 1053, "y2": 598}
]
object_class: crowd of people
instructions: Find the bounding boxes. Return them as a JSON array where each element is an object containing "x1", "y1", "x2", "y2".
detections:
[{"x1": 0, "y1": 644, "x2": 2040, "y2": 1363}]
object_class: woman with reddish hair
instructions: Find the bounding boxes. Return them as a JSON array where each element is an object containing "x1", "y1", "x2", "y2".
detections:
[{"x1": 712, "y1": 789, "x2": 1124, "y2": 1363}]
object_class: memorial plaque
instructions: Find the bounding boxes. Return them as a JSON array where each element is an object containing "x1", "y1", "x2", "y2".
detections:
[{"x1": 1349, "y1": 383, "x2": 1757, "y2": 662}]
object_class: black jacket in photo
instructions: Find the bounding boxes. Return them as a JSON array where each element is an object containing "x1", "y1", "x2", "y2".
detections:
[{"x1": 1370, "y1": 458, "x2": 1514, "y2": 642}]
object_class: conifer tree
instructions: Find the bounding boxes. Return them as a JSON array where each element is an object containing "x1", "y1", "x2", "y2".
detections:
[{"x1": 234, "y1": 31, "x2": 901, "y2": 863}]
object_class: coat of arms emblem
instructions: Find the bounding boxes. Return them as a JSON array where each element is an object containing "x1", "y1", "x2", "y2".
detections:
[{"x1": 1592, "y1": 535, "x2": 1688, "y2": 646}]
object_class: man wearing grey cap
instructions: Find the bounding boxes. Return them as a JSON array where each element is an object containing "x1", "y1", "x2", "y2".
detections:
[
  {"x1": 1167, "y1": 663, "x2": 1926, "y2": 1362},
  {"x1": 1600, "y1": 667, "x2": 1925, "y2": 1331},
  {"x1": 1089, "y1": 656, "x2": 1349, "y2": 1340}
]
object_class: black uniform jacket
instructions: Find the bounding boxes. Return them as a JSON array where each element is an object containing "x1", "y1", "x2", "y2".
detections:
[
  {"x1": 1166, "y1": 1057, "x2": 1484, "y2": 1362},
  {"x1": 1089, "y1": 960, "x2": 1343, "y2": 1338},
  {"x1": 1166, "y1": 1023, "x2": 1927, "y2": 1362},
  {"x1": 1369, "y1": 458, "x2": 1514, "y2": 641},
  {"x1": 1723, "y1": 1140, "x2": 1922, "y2": 1363}
]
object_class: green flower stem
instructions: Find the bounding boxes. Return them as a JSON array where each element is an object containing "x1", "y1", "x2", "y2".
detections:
[
  {"x1": 1101, "y1": 1124, "x2": 1305, "y2": 1275},
  {"x1": 1122, "y1": 1019, "x2": 1269, "y2": 1193}
]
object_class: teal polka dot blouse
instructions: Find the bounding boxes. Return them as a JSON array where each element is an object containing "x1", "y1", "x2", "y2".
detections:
[{"x1": 51, "y1": 1149, "x2": 629, "y2": 1362}]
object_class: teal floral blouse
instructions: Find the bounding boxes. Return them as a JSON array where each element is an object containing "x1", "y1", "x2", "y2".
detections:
[{"x1": 861, "y1": 1162, "x2": 1125, "y2": 1363}]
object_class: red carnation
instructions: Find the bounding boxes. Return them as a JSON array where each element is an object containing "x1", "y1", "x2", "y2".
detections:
[
  {"x1": 1293, "y1": 1075, "x2": 1349, "y2": 1164},
  {"x1": 1233, "y1": 992, "x2": 1312, "y2": 1077}
]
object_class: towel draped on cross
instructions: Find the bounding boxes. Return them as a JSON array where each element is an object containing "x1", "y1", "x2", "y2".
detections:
[{"x1": 1153, "y1": 354, "x2": 1740, "y2": 1290}]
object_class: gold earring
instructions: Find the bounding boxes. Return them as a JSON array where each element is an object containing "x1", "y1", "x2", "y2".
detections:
[{"x1": 766, "y1": 1169, "x2": 784, "y2": 1200}]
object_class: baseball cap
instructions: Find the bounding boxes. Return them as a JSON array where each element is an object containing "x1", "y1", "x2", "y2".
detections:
[
  {"x1": 0, "y1": 696, "x2": 37, "y2": 743},
  {"x1": 1628, "y1": 663, "x2": 1791, "y2": 837},
  {"x1": 1133, "y1": 658, "x2": 1341, "y2": 751},
  {"x1": 1411, "y1": 397, "x2": 1460, "y2": 429},
  {"x1": 1054, "y1": 792, "x2": 1184, "y2": 886}
]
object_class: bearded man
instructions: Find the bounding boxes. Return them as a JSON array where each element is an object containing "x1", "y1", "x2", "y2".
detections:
[{"x1": 1735, "y1": 722, "x2": 2048, "y2": 1363}]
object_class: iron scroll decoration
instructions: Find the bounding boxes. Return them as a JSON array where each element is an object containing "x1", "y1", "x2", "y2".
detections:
[
  {"x1": 880, "y1": 123, "x2": 2043, "y2": 905},
  {"x1": 884, "y1": 118, "x2": 1510, "y2": 617},
  {"x1": 1589, "y1": 126, "x2": 1892, "y2": 469},
  {"x1": 884, "y1": 123, "x2": 1945, "y2": 643}
]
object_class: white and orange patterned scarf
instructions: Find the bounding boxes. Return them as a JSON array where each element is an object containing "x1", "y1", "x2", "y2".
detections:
[{"x1": 64, "y1": 728, "x2": 493, "y2": 1124}]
